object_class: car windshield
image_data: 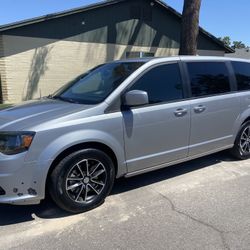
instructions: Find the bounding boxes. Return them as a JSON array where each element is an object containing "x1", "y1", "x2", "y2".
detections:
[{"x1": 52, "y1": 62, "x2": 145, "y2": 104}]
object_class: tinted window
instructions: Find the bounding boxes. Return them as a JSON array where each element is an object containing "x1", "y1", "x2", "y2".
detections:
[
  {"x1": 187, "y1": 62, "x2": 230, "y2": 97},
  {"x1": 53, "y1": 62, "x2": 144, "y2": 104},
  {"x1": 232, "y1": 61, "x2": 250, "y2": 91},
  {"x1": 129, "y1": 63, "x2": 183, "y2": 104}
]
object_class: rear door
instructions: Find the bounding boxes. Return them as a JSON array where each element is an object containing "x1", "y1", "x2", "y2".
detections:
[{"x1": 185, "y1": 60, "x2": 240, "y2": 157}]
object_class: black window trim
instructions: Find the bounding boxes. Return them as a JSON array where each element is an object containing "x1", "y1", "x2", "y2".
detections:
[
  {"x1": 226, "y1": 61, "x2": 237, "y2": 92},
  {"x1": 182, "y1": 60, "x2": 235, "y2": 100}
]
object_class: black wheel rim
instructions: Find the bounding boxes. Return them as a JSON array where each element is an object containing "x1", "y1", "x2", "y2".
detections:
[{"x1": 65, "y1": 159, "x2": 107, "y2": 203}]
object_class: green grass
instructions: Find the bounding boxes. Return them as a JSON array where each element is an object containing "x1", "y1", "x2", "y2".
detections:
[{"x1": 0, "y1": 104, "x2": 13, "y2": 110}]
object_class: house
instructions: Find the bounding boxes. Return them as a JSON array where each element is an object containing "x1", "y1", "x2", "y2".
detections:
[
  {"x1": 0, "y1": 0, "x2": 233, "y2": 103},
  {"x1": 226, "y1": 48, "x2": 250, "y2": 59}
]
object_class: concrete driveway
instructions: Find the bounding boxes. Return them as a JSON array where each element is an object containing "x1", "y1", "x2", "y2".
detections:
[{"x1": 1, "y1": 151, "x2": 250, "y2": 250}]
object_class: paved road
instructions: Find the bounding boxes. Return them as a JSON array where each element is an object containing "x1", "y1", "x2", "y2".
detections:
[{"x1": 1, "y1": 151, "x2": 250, "y2": 250}]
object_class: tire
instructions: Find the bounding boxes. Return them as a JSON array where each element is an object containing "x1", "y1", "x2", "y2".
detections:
[
  {"x1": 230, "y1": 121, "x2": 250, "y2": 160},
  {"x1": 49, "y1": 148, "x2": 115, "y2": 213}
]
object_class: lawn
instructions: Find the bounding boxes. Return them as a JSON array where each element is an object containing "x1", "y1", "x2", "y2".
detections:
[{"x1": 0, "y1": 104, "x2": 12, "y2": 110}]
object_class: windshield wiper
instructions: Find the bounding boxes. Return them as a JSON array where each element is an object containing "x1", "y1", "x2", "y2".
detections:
[
  {"x1": 52, "y1": 96, "x2": 80, "y2": 104},
  {"x1": 47, "y1": 94, "x2": 54, "y2": 99}
]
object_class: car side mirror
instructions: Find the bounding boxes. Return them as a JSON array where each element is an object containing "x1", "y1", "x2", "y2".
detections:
[{"x1": 123, "y1": 90, "x2": 149, "y2": 107}]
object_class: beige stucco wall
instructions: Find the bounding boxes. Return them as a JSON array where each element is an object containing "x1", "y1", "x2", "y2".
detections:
[
  {"x1": 0, "y1": 35, "x2": 7, "y2": 102},
  {"x1": 0, "y1": 34, "x2": 225, "y2": 104}
]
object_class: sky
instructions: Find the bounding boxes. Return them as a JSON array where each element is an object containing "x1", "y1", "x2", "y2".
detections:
[{"x1": 0, "y1": 0, "x2": 249, "y2": 46}]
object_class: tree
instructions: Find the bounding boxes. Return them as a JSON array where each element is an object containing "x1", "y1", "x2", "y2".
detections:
[
  {"x1": 218, "y1": 36, "x2": 231, "y2": 47},
  {"x1": 219, "y1": 36, "x2": 247, "y2": 49},
  {"x1": 179, "y1": 0, "x2": 202, "y2": 55},
  {"x1": 232, "y1": 41, "x2": 246, "y2": 49}
]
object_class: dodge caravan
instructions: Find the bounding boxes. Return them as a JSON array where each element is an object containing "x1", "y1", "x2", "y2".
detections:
[{"x1": 0, "y1": 56, "x2": 250, "y2": 213}]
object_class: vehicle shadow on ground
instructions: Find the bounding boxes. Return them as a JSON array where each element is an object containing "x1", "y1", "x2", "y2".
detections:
[{"x1": 0, "y1": 151, "x2": 235, "y2": 226}]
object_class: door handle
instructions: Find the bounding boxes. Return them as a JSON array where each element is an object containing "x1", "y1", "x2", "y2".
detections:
[
  {"x1": 194, "y1": 105, "x2": 206, "y2": 113},
  {"x1": 174, "y1": 108, "x2": 188, "y2": 117}
]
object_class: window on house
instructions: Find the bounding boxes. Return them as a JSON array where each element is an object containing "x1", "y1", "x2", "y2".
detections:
[{"x1": 126, "y1": 51, "x2": 155, "y2": 59}]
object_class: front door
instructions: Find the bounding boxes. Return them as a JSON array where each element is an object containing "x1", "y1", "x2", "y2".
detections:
[{"x1": 123, "y1": 62, "x2": 191, "y2": 173}]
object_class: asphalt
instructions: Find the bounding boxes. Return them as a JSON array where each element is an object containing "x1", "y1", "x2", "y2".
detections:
[{"x1": 1, "y1": 151, "x2": 250, "y2": 250}]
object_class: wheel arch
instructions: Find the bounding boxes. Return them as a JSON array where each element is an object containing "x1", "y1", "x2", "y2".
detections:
[
  {"x1": 43, "y1": 141, "x2": 123, "y2": 201},
  {"x1": 242, "y1": 116, "x2": 250, "y2": 125},
  {"x1": 45, "y1": 142, "x2": 119, "y2": 187},
  {"x1": 233, "y1": 111, "x2": 250, "y2": 140},
  {"x1": 232, "y1": 113, "x2": 250, "y2": 145}
]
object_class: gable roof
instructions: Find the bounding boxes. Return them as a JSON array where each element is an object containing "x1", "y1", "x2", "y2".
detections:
[{"x1": 0, "y1": 0, "x2": 234, "y2": 53}]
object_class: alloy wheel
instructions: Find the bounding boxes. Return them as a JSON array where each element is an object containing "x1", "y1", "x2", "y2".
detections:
[
  {"x1": 65, "y1": 159, "x2": 107, "y2": 203},
  {"x1": 240, "y1": 126, "x2": 250, "y2": 154}
]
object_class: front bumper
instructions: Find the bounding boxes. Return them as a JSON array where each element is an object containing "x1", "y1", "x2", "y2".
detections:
[{"x1": 0, "y1": 152, "x2": 45, "y2": 205}]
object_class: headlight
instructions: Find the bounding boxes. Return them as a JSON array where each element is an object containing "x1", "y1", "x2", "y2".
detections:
[{"x1": 0, "y1": 132, "x2": 35, "y2": 155}]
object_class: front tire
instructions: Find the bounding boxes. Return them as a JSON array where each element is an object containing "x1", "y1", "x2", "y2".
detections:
[
  {"x1": 231, "y1": 121, "x2": 250, "y2": 160},
  {"x1": 49, "y1": 149, "x2": 115, "y2": 213}
]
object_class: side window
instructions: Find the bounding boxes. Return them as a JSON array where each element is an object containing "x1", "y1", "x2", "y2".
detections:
[
  {"x1": 129, "y1": 63, "x2": 183, "y2": 104},
  {"x1": 187, "y1": 62, "x2": 231, "y2": 97},
  {"x1": 232, "y1": 61, "x2": 250, "y2": 91}
]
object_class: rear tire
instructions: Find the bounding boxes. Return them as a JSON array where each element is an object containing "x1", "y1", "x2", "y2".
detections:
[
  {"x1": 230, "y1": 121, "x2": 250, "y2": 160},
  {"x1": 49, "y1": 148, "x2": 115, "y2": 213}
]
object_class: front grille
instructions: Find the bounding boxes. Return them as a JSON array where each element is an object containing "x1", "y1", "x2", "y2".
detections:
[{"x1": 0, "y1": 186, "x2": 6, "y2": 195}]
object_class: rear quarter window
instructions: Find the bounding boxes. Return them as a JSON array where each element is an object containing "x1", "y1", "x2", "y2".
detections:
[{"x1": 232, "y1": 61, "x2": 250, "y2": 91}]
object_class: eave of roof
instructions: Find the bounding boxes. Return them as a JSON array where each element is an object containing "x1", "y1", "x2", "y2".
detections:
[
  {"x1": 0, "y1": 0, "x2": 126, "y2": 32},
  {"x1": 0, "y1": 0, "x2": 234, "y2": 53}
]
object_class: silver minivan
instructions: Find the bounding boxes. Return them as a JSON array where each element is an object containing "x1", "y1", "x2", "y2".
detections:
[{"x1": 0, "y1": 56, "x2": 250, "y2": 213}]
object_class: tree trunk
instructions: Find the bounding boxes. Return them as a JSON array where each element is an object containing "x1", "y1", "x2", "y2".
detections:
[{"x1": 179, "y1": 0, "x2": 202, "y2": 55}]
